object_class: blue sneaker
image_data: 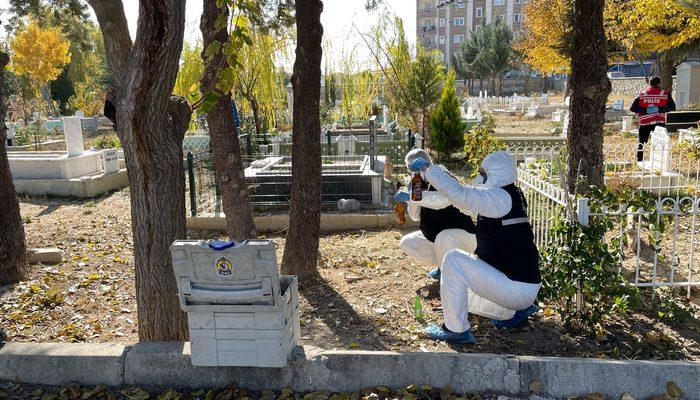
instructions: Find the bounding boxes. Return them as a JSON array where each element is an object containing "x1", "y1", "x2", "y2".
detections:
[
  {"x1": 423, "y1": 324, "x2": 477, "y2": 344},
  {"x1": 427, "y1": 268, "x2": 441, "y2": 280},
  {"x1": 492, "y1": 304, "x2": 539, "y2": 329}
]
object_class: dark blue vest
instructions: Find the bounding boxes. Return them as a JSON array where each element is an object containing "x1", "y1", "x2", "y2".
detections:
[
  {"x1": 475, "y1": 184, "x2": 541, "y2": 284},
  {"x1": 420, "y1": 184, "x2": 475, "y2": 242}
]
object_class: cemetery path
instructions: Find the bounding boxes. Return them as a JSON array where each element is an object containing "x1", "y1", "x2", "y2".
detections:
[{"x1": 2, "y1": 187, "x2": 699, "y2": 360}]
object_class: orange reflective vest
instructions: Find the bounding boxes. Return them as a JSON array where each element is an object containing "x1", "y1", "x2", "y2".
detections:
[{"x1": 636, "y1": 87, "x2": 669, "y2": 126}]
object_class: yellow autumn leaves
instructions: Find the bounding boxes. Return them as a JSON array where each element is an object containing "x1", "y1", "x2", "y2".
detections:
[
  {"x1": 606, "y1": 0, "x2": 700, "y2": 53},
  {"x1": 518, "y1": 0, "x2": 572, "y2": 75},
  {"x1": 519, "y1": 0, "x2": 700, "y2": 74},
  {"x1": 9, "y1": 18, "x2": 71, "y2": 88}
]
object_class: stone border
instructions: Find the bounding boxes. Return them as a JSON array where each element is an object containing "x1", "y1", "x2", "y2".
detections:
[
  {"x1": 1, "y1": 343, "x2": 698, "y2": 399},
  {"x1": 187, "y1": 212, "x2": 417, "y2": 233},
  {"x1": 13, "y1": 169, "x2": 129, "y2": 198}
]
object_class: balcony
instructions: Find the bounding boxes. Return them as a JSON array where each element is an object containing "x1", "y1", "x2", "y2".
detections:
[{"x1": 421, "y1": 25, "x2": 436, "y2": 31}]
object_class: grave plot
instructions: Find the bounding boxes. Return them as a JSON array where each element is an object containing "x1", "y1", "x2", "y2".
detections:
[
  {"x1": 7, "y1": 116, "x2": 127, "y2": 198},
  {"x1": 245, "y1": 155, "x2": 384, "y2": 206},
  {"x1": 604, "y1": 127, "x2": 698, "y2": 196}
]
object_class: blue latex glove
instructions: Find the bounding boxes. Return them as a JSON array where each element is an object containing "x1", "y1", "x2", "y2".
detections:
[
  {"x1": 409, "y1": 157, "x2": 430, "y2": 172},
  {"x1": 394, "y1": 191, "x2": 410, "y2": 203},
  {"x1": 647, "y1": 106, "x2": 659, "y2": 114}
]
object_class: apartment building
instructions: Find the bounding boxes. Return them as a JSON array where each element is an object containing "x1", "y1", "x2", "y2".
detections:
[{"x1": 416, "y1": 0, "x2": 526, "y2": 65}]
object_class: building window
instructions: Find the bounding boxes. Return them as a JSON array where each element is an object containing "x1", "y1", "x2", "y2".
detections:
[
  {"x1": 453, "y1": 34, "x2": 464, "y2": 44},
  {"x1": 424, "y1": 2, "x2": 432, "y2": 12},
  {"x1": 513, "y1": 13, "x2": 521, "y2": 23},
  {"x1": 475, "y1": 25, "x2": 482, "y2": 32},
  {"x1": 514, "y1": 0, "x2": 521, "y2": 3},
  {"x1": 439, "y1": 35, "x2": 446, "y2": 44},
  {"x1": 457, "y1": 1, "x2": 465, "y2": 8},
  {"x1": 454, "y1": 17, "x2": 465, "y2": 26},
  {"x1": 424, "y1": 37, "x2": 433, "y2": 46},
  {"x1": 476, "y1": 7, "x2": 483, "y2": 18},
  {"x1": 440, "y1": 18, "x2": 446, "y2": 27},
  {"x1": 424, "y1": 19, "x2": 432, "y2": 28},
  {"x1": 494, "y1": 0, "x2": 505, "y2": 5}
]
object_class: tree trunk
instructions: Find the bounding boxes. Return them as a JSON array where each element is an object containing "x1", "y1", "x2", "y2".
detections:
[
  {"x1": 250, "y1": 96, "x2": 263, "y2": 142},
  {"x1": 200, "y1": 0, "x2": 256, "y2": 241},
  {"x1": 542, "y1": 74, "x2": 548, "y2": 93},
  {"x1": 421, "y1": 108, "x2": 431, "y2": 148},
  {"x1": 522, "y1": 70, "x2": 531, "y2": 96},
  {"x1": 0, "y1": 52, "x2": 27, "y2": 285},
  {"x1": 89, "y1": 0, "x2": 190, "y2": 341},
  {"x1": 566, "y1": 0, "x2": 611, "y2": 194},
  {"x1": 659, "y1": 52, "x2": 675, "y2": 92},
  {"x1": 281, "y1": 0, "x2": 323, "y2": 281}
]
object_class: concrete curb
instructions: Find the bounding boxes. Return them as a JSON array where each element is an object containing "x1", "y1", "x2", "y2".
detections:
[
  {"x1": 0, "y1": 342, "x2": 126, "y2": 386},
  {"x1": 187, "y1": 213, "x2": 418, "y2": 233},
  {"x1": 1, "y1": 343, "x2": 698, "y2": 399}
]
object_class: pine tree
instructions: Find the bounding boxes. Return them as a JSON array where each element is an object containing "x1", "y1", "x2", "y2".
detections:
[{"x1": 429, "y1": 70, "x2": 466, "y2": 161}]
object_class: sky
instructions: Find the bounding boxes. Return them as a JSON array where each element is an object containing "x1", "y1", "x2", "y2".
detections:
[{"x1": 0, "y1": 0, "x2": 417, "y2": 72}]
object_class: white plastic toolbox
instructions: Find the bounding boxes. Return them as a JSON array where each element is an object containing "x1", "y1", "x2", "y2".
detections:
[{"x1": 170, "y1": 240, "x2": 300, "y2": 367}]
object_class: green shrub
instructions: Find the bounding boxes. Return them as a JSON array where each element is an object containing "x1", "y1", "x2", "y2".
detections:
[
  {"x1": 462, "y1": 112, "x2": 503, "y2": 177},
  {"x1": 14, "y1": 124, "x2": 47, "y2": 146},
  {"x1": 93, "y1": 134, "x2": 121, "y2": 149}
]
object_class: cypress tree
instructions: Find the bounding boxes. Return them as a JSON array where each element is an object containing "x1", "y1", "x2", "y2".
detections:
[{"x1": 429, "y1": 70, "x2": 467, "y2": 161}]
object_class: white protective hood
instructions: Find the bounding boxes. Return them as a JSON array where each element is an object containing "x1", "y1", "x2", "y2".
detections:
[
  {"x1": 480, "y1": 151, "x2": 517, "y2": 188},
  {"x1": 404, "y1": 148, "x2": 433, "y2": 170}
]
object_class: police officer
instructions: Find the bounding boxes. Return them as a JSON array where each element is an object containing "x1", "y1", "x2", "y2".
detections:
[
  {"x1": 409, "y1": 151, "x2": 541, "y2": 344},
  {"x1": 630, "y1": 76, "x2": 676, "y2": 162}
]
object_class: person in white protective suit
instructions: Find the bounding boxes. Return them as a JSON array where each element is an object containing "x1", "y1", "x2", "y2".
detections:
[
  {"x1": 409, "y1": 151, "x2": 541, "y2": 344},
  {"x1": 395, "y1": 149, "x2": 477, "y2": 280}
]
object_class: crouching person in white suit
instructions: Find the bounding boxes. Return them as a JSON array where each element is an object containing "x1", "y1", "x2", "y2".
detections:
[
  {"x1": 409, "y1": 151, "x2": 541, "y2": 344},
  {"x1": 395, "y1": 149, "x2": 477, "y2": 280}
]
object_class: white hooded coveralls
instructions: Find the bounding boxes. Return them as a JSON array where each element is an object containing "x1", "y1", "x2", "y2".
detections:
[
  {"x1": 424, "y1": 151, "x2": 541, "y2": 332},
  {"x1": 400, "y1": 190, "x2": 477, "y2": 267},
  {"x1": 398, "y1": 150, "x2": 477, "y2": 271}
]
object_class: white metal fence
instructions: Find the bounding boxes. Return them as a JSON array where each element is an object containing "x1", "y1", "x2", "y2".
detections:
[
  {"x1": 509, "y1": 144, "x2": 700, "y2": 297},
  {"x1": 462, "y1": 95, "x2": 544, "y2": 111}
]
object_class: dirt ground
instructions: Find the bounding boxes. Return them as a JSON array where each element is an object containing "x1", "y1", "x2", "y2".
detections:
[{"x1": 2, "y1": 189, "x2": 699, "y2": 361}]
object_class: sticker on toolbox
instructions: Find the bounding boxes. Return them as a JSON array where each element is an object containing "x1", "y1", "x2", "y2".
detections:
[
  {"x1": 192, "y1": 252, "x2": 255, "y2": 280},
  {"x1": 215, "y1": 256, "x2": 234, "y2": 276}
]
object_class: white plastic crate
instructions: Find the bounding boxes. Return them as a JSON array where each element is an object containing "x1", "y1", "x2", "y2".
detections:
[{"x1": 170, "y1": 240, "x2": 300, "y2": 367}]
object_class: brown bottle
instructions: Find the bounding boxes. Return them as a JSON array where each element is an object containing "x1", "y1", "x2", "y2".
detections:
[
  {"x1": 411, "y1": 172, "x2": 423, "y2": 201},
  {"x1": 394, "y1": 201, "x2": 406, "y2": 225}
]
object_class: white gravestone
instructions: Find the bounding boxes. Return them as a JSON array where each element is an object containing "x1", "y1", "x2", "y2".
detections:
[
  {"x1": 526, "y1": 105, "x2": 537, "y2": 117},
  {"x1": 678, "y1": 128, "x2": 697, "y2": 144},
  {"x1": 101, "y1": 149, "x2": 120, "y2": 174},
  {"x1": 382, "y1": 106, "x2": 390, "y2": 131},
  {"x1": 612, "y1": 99, "x2": 625, "y2": 111},
  {"x1": 74, "y1": 110, "x2": 85, "y2": 118},
  {"x1": 63, "y1": 116, "x2": 84, "y2": 157},
  {"x1": 674, "y1": 61, "x2": 700, "y2": 108},
  {"x1": 564, "y1": 96, "x2": 571, "y2": 107},
  {"x1": 551, "y1": 109, "x2": 564, "y2": 122},
  {"x1": 6, "y1": 122, "x2": 15, "y2": 145},
  {"x1": 540, "y1": 93, "x2": 549, "y2": 104},
  {"x1": 466, "y1": 106, "x2": 476, "y2": 120},
  {"x1": 621, "y1": 116, "x2": 633, "y2": 132},
  {"x1": 414, "y1": 133, "x2": 424, "y2": 149},
  {"x1": 562, "y1": 113, "x2": 570, "y2": 137},
  {"x1": 271, "y1": 136, "x2": 281, "y2": 156},
  {"x1": 646, "y1": 126, "x2": 671, "y2": 172},
  {"x1": 336, "y1": 135, "x2": 357, "y2": 156}
]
